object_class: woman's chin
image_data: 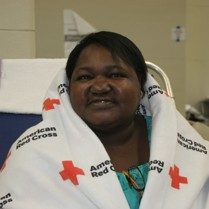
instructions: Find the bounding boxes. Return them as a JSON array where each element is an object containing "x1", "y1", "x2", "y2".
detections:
[{"x1": 85, "y1": 119, "x2": 119, "y2": 133}]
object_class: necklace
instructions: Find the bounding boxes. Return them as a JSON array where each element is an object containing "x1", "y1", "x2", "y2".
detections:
[{"x1": 122, "y1": 167, "x2": 145, "y2": 198}]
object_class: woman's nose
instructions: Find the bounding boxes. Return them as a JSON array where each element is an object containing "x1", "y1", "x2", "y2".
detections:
[{"x1": 90, "y1": 76, "x2": 111, "y2": 94}]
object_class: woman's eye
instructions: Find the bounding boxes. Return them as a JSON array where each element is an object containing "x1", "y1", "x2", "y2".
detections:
[
  {"x1": 77, "y1": 75, "x2": 92, "y2": 81},
  {"x1": 110, "y1": 73, "x2": 125, "y2": 78}
]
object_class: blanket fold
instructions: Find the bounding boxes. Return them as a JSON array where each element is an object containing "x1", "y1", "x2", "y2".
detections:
[{"x1": 0, "y1": 68, "x2": 209, "y2": 209}]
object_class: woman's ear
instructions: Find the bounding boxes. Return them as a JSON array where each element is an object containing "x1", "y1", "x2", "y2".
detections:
[
  {"x1": 140, "y1": 90, "x2": 143, "y2": 99},
  {"x1": 136, "y1": 90, "x2": 143, "y2": 108},
  {"x1": 67, "y1": 85, "x2": 71, "y2": 96}
]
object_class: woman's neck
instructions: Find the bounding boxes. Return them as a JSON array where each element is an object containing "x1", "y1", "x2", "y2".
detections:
[
  {"x1": 94, "y1": 115, "x2": 150, "y2": 172},
  {"x1": 96, "y1": 118, "x2": 136, "y2": 146}
]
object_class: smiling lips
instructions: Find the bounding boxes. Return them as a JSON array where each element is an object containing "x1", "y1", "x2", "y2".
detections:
[{"x1": 87, "y1": 98, "x2": 115, "y2": 108}]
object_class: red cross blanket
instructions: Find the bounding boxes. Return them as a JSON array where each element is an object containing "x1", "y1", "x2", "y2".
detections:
[{"x1": 0, "y1": 69, "x2": 209, "y2": 209}]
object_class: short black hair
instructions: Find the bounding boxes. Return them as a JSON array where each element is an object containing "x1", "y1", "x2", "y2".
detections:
[{"x1": 65, "y1": 31, "x2": 147, "y2": 94}]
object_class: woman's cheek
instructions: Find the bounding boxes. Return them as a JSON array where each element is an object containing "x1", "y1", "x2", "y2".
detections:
[{"x1": 70, "y1": 86, "x2": 86, "y2": 108}]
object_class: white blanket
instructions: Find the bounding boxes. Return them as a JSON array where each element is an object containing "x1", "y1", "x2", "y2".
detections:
[{"x1": 0, "y1": 68, "x2": 209, "y2": 209}]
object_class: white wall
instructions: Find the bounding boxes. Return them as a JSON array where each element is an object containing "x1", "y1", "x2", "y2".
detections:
[
  {"x1": 186, "y1": 0, "x2": 209, "y2": 107},
  {"x1": 0, "y1": 0, "x2": 35, "y2": 58}
]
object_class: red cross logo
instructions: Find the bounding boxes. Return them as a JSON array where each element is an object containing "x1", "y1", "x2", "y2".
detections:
[
  {"x1": 0, "y1": 151, "x2": 11, "y2": 172},
  {"x1": 43, "y1": 98, "x2": 60, "y2": 111},
  {"x1": 59, "y1": 161, "x2": 85, "y2": 185},
  {"x1": 169, "y1": 165, "x2": 188, "y2": 189}
]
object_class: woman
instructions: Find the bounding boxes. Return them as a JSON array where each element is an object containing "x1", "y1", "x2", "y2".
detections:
[
  {"x1": 0, "y1": 31, "x2": 208, "y2": 209},
  {"x1": 66, "y1": 31, "x2": 151, "y2": 208}
]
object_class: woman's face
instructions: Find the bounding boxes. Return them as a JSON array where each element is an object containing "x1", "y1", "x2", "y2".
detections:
[{"x1": 69, "y1": 44, "x2": 141, "y2": 131}]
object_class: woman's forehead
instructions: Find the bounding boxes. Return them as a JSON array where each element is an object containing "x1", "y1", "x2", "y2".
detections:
[
  {"x1": 75, "y1": 45, "x2": 122, "y2": 66},
  {"x1": 73, "y1": 44, "x2": 141, "y2": 82}
]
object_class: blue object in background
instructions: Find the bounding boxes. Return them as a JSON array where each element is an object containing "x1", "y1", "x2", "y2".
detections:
[{"x1": 0, "y1": 113, "x2": 42, "y2": 167}]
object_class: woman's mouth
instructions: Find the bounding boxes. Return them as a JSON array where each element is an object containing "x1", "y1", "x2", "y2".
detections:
[{"x1": 88, "y1": 99, "x2": 115, "y2": 109}]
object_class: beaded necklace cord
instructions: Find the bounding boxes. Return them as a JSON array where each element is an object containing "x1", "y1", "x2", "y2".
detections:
[{"x1": 122, "y1": 167, "x2": 145, "y2": 198}]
